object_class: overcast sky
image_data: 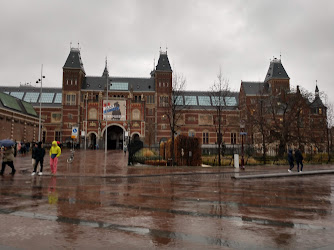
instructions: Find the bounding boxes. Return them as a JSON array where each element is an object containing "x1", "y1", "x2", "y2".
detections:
[{"x1": 1, "y1": 0, "x2": 334, "y2": 103}]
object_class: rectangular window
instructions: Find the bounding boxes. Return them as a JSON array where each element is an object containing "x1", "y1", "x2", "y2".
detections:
[
  {"x1": 198, "y1": 96, "x2": 211, "y2": 106},
  {"x1": 185, "y1": 96, "x2": 198, "y2": 105},
  {"x1": 203, "y1": 132, "x2": 209, "y2": 144},
  {"x1": 55, "y1": 131, "x2": 61, "y2": 141},
  {"x1": 159, "y1": 96, "x2": 169, "y2": 107},
  {"x1": 174, "y1": 95, "x2": 183, "y2": 105},
  {"x1": 42, "y1": 131, "x2": 46, "y2": 144},
  {"x1": 40, "y1": 93, "x2": 55, "y2": 103},
  {"x1": 54, "y1": 93, "x2": 62, "y2": 103},
  {"x1": 147, "y1": 95, "x2": 155, "y2": 104},
  {"x1": 231, "y1": 133, "x2": 236, "y2": 144},
  {"x1": 111, "y1": 82, "x2": 128, "y2": 90},
  {"x1": 66, "y1": 94, "x2": 76, "y2": 105}
]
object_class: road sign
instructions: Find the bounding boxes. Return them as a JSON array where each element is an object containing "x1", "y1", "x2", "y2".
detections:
[
  {"x1": 72, "y1": 127, "x2": 79, "y2": 139},
  {"x1": 240, "y1": 132, "x2": 248, "y2": 135}
]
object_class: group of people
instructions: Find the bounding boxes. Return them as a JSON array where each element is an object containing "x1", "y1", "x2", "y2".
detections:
[
  {"x1": 31, "y1": 141, "x2": 62, "y2": 175},
  {"x1": 0, "y1": 140, "x2": 62, "y2": 176},
  {"x1": 288, "y1": 148, "x2": 304, "y2": 173}
]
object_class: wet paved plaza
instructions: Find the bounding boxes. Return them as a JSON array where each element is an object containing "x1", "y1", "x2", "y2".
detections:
[{"x1": 1, "y1": 149, "x2": 334, "y2": 249}]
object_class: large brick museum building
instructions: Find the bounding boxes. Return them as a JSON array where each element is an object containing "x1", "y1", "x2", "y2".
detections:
[{"x1": 0, "y1": 48, "x2": 328, "y2": 154}]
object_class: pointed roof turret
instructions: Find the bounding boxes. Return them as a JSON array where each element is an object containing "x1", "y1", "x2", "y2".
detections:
[
  {"x1": 310, "y1": 83, "x2": 325, "y2": 109},
  {"x1": 264, "y1": 57, "x2": 289, "y2": 82},
  {"x1": 102, "y1": 57, "x2": 109, "y2": 77},
  {"x1": 155, "y1": 50, "x2": 172, "y2": 72},
  {"x1": 315, "y1": 81, "x2": 319, "y2": 97},
  {"x1": 63, "y1": 48, "x2": 85, "y2": 73}
]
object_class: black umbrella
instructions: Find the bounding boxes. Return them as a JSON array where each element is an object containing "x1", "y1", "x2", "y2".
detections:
[{"x1": 0, "y1": 139, "x2": 15, "y2": 147}]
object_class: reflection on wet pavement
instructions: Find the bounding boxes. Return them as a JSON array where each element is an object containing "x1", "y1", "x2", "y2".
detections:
[{"x1": 1, "y1": 150, "x2": 334, "y2": 249}]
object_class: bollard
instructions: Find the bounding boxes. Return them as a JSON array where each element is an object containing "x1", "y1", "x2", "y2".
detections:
[{"x1": 234, "y1": 154, "x2": 239, "y2": 168}]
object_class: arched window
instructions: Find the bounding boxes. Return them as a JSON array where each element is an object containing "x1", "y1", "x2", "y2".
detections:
[{"x1": 188, "y1": 130, "x2": 195, "y2": 137}]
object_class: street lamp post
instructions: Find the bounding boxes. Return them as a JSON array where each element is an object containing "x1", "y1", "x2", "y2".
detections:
[
  {"x1": 105, "y1": 77, "x2": 108, "y2": 154},
  {"x1": 85, "y1": 93, "x2": 88, "y2": 150},
  {"x1": 240, "y1": 120, "x2": 246, "y2": 170},
  {"x1": 36, "y1": 65, "x2": 45, "y2": 142}
]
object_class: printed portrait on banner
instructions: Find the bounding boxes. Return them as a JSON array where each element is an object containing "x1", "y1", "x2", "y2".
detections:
[{"x1": 103, "y1": 99, "x2": 126, "y2": 121}]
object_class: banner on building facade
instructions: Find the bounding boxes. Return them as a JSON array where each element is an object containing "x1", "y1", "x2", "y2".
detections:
[{"x1": 103, "y1": 99, "x2": 126, "y2": 121}]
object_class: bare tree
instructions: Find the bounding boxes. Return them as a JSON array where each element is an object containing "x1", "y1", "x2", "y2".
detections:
[
  {"x1": 268, "y1": 86, "x2": 310, "y2": 156},
  {"x1": 161, "y1": 72, "x2": 187, "y2": 166},
  {"x1": 320, "y1": 92, "x2": 333, "y2": 162},
  {"x1": 210, "y1": 68, "x2": 230, "y2": 166},
  {"x1": 146, "y1": 118, "x2": 155, "y2": 149},
  {"x1": 247, "y1": 89, "x2": 271, "y2": 163}
]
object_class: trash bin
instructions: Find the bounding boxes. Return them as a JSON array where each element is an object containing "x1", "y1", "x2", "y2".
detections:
[{"x1": 234, "y1": 154, "x2": 239, "y2": 168}]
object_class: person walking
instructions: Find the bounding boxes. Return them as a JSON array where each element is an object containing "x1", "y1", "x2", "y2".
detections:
[
  {"x1": 32, "y1": 142, "x2": 45, "y2": 176},
  {"x1": 50, "y1": 140, "x2": 61, "y2": 175},
  {"x1": 287, "y1": 149, "x2": 294, "y2": 173},
  {"x1": 0, "y1": 146, "x2": 16, "y2": 176},
  {"x1": 295, "y1": 148, "x2": 304, "y2": 172},
  {"x1": 31, "y1": 142, "x2": 37, "y2": 171}
]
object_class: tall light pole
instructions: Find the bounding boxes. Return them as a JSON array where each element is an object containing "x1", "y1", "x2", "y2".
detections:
[
  {"x1": 85, "y1": 93, "x2": 88, "y2": 150},
  {"x1": 36, "y1": 65, "x2": 45, "y2": 142},
  {"x1": 240, "y1": 120, "x2": 246, "y2": 170},
  {"x1": 105, "y1": 61, "x2": 109, "y2": 154}
]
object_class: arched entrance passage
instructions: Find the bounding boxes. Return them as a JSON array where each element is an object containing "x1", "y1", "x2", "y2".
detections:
[
  {"x1": 88, "y1": 132, "x2": 97, "y2": 149},
  {"x1": 103, "y1": 124, "x2": 125, "y2": 150}
]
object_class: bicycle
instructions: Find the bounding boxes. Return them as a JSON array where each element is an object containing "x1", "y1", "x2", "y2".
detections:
[{"x1": 67, "y1": 149, "x2": 75, "y2": 163}]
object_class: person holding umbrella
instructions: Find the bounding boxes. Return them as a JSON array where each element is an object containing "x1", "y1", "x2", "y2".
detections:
[{"x1": 0, "y1": 140, "x2": 16, "y2": 175}]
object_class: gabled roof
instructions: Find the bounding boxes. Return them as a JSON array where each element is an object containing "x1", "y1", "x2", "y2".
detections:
[
  {"x1": 264, "y1": 58, "x2": 289, "y2": 82},
  {"x1": 241, "y1": 81, "x2": 270, "y2": 96},
  {"x1": 155, "y1": 52, "x2": 172, "y2": 72},
  {"x1": 83, "y1": 76, "x2": 155, "y2": 92},
  {"x1": 63, "y1": 48, "x2": 85, "y2": 73}
]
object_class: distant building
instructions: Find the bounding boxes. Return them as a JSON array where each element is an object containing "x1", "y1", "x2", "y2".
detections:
[
  {"x1": 0, "y1": 92, "x2": 39, "y2": 142},
  {"x1": 0, "y1": 50, "x2": 327, "y2": 154}
]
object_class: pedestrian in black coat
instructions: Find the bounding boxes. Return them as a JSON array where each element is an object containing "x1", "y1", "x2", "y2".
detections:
[
  {"x1": 32, "y1": 142, "x2": 45, "y2": 176},
  {"x1": 295, "y1": 148, "x2": 304, "y2": 172},
  {"x1": 288, "y1": 149, "x2": 294, "y2": 173},
  {"x1": 31, "y1": 142, "x2": 37, "y2": 169}
]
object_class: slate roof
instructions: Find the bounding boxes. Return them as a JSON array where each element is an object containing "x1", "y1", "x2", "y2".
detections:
[
  {"x1": 63, "y1": 48, "x2": 85, "y2": 73},
  {"x1": 155, "y1": 52, "x2": 172, "y2": 72},
  {"x1": 82, "y1": 76, "x2": 155, "y2": 92},
  {"x1": 310, "y1": 96, "x2": 326, "y2": 108},
  {"x1": 241, "y1": 81, "x2": 270, "y2": 96},
  {"x1": 264, "y1": 58, "x2": 289, "y2": 82}
]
